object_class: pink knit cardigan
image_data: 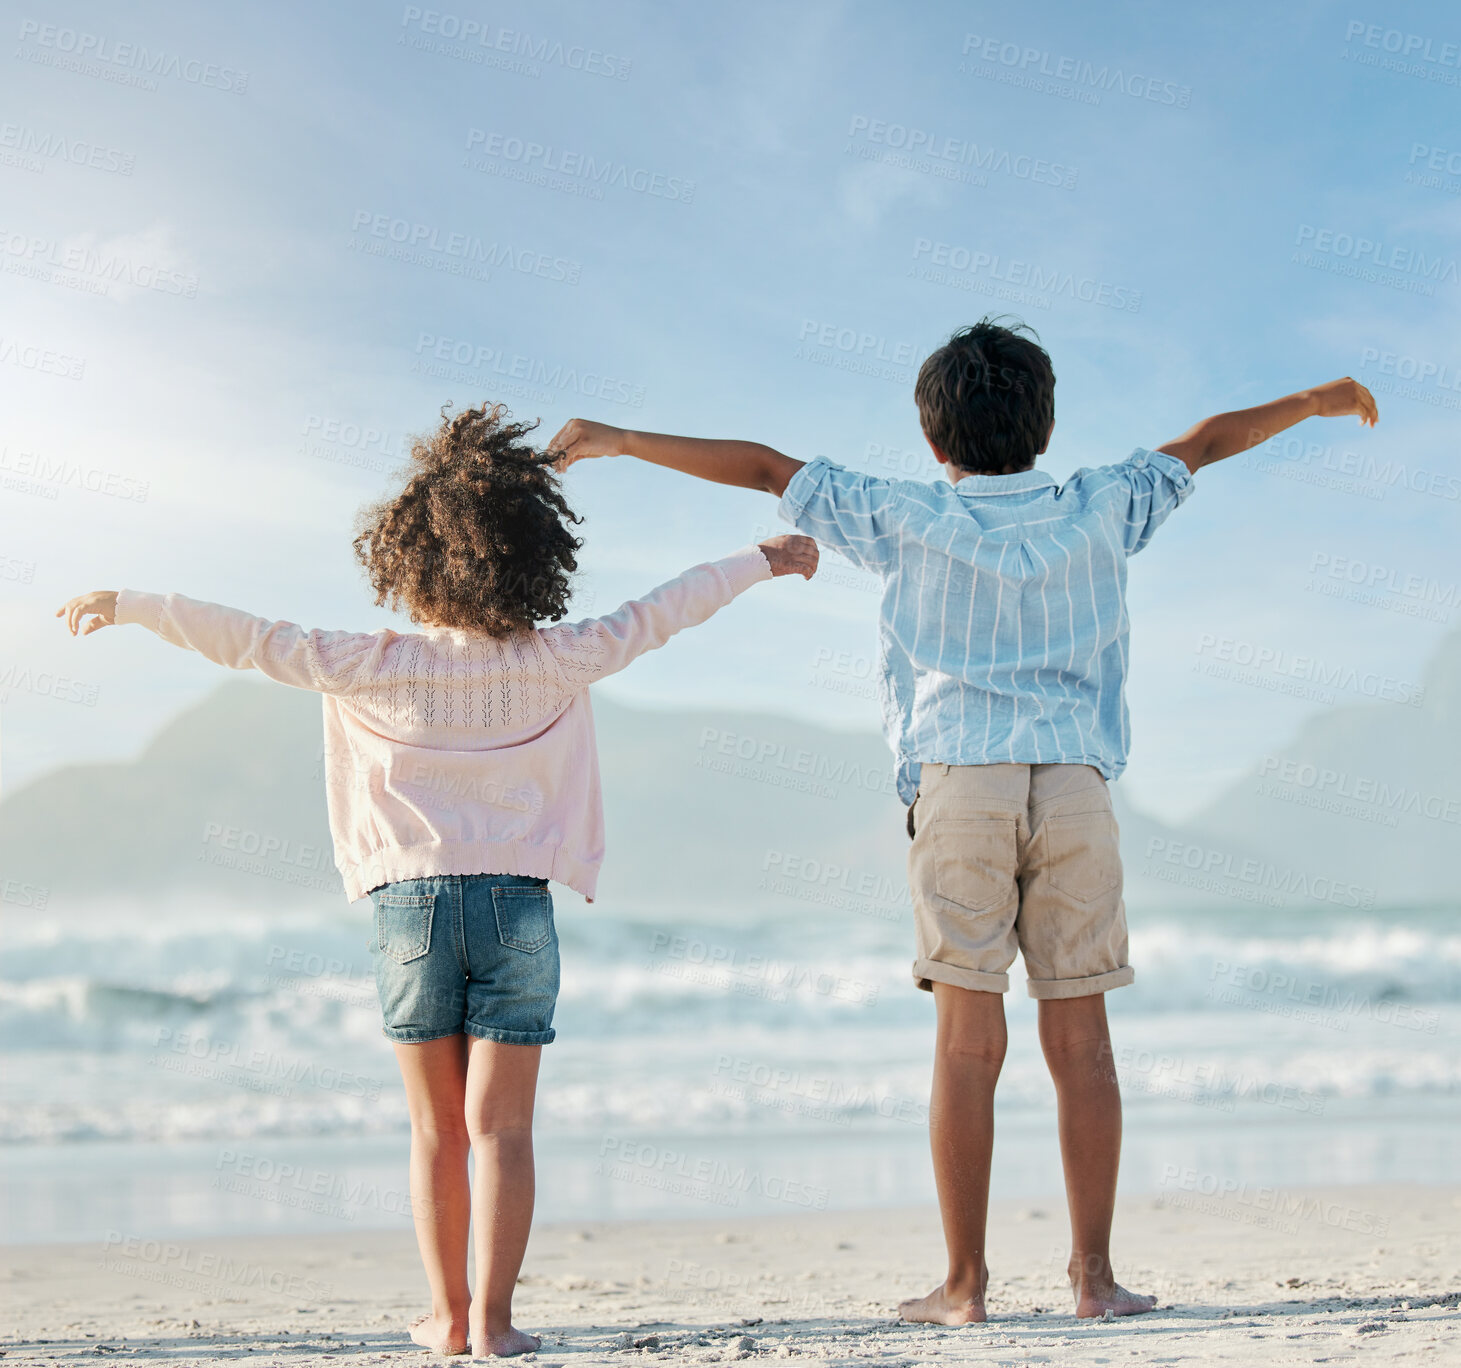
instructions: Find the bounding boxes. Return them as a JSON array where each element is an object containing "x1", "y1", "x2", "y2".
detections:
[{"x1": 117, "y1": 547, "x2": 773, "y2": 900}]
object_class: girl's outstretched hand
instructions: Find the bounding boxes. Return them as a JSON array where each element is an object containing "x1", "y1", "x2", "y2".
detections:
[
  {"x1": 758, "y1": 534, "x2": 819, "y2": 580},
  {"x1": 57, "y1": 591, "x2": 119, "y2": 636}
]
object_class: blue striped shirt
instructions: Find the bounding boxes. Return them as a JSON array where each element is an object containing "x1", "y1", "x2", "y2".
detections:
[{"x1": 778, "y1": 448, "x2": 1195, "y2": 802}]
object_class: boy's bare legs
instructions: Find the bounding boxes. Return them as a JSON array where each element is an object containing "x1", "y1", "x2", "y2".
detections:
[
  {"x1": 1038, "y1": 994, "x2": 1155, "y2": 1318},
  {"x1": 393, "y1": 1035, "x2": 473, "y2": 1354},
  {"x1": 899, "y1": 983, "x2": 1007, "y2": 1325},
  {"x1": 464, "y1": 1038, "x2": 543, "y2": 1357}
]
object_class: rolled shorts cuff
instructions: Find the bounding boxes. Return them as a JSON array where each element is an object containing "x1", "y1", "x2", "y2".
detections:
[
  {"x1": 466, "y1": 1023, "x2": 556, "y2": 1046},
  {"x1": 380, "y1": 1024, "x2": 469, "y2": 1044},
  {"x1": 1025, "y1": 965, "x2": 1134, "y2": 1000},
  {"x1": 912, "y1": 957, "x2": 1010, "y2": 995}
]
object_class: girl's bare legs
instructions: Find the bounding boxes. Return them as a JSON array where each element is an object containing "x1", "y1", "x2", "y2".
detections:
[
  {"x1": 464, "y1": 1038, "x2": 542, "y2": 1357},
  {"x1": 393, "y1": 1035, "x2": 472, "y2": 1354}
]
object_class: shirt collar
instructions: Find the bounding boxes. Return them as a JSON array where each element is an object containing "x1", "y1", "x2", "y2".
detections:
[{"x1": 952, "y1": 467, "x2": 1057, "y2": 496}]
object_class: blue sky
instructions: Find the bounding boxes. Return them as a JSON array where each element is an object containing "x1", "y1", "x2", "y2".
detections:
[{"x1": 2, "y1": 0, "x2": 1458, "y2": 818}]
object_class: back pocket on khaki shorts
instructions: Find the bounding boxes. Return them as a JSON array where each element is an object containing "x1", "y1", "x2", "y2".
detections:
[
  {"x1": 1044, "y1": 810, "x2": 1122, "y2": 902},
  {"x1": 931, "y1": 817, "x2": 1018, "y2": 913}
]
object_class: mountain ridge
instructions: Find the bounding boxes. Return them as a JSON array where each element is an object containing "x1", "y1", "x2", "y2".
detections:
[{"x1": 3, "y1": 624, "x2": 1457, "y2": 914}]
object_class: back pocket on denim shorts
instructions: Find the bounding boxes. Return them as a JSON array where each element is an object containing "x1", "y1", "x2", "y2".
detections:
[
  {"x1": 375, "y1": 892, "x2": 434, "y2": 965},
  {"x1": 493, "y1": 885, "x2": 553, "y2": 953}
]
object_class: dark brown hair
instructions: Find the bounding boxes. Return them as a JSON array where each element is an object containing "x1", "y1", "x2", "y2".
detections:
[
  {"x1": 915, "y1": 317, "x2": 1055, "y2": 474},
  {"x1": 353, "y1": 403, "x2": 582, "y2": 635}
]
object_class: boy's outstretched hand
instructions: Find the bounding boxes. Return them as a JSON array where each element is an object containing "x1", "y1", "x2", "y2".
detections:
[
  {"x1": 549, "y1": 418, "x2": 625, "y2": 471},
  {"x1": 1161, "y1": 375, "x2": 1379, "y2": 472},
  {"x1": 758, "y1": 534, "x2": 819, "y2": 580},
  {"x1": 549, "y1": 420, "x2": 803, "y2": 495},
  {"x1": 57, "y1": 591, "x2": 119, "y2": 635},
  {"x1": 1310, "y1": 376, "x2": 1379, "y2": 426}
]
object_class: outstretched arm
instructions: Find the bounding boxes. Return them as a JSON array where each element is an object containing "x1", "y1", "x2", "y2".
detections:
[
  {"x1": 57, "y1": 589, "x2": 378, "y2": 694},
  {"x1": 548, "y1": 419, "x2": 804, "y2": 497},
  {"x1": 1158, "y1": 377, "x2": 1378, "y2": 474},
  {"x1": 539, "y1": 534, "x2": 817, "y2": 687}
]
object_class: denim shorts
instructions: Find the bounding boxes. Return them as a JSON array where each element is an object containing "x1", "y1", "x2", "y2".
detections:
[{"x1": 367, "y1": 874, "x2": 559, "y2": 1045}]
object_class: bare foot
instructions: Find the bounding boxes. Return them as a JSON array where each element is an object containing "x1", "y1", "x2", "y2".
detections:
[
  {"x1": 898, "y1": 1265, "x2": 989, "y2": 1326},
  {"x1": 469, "y1": 1327, "x2": 541, "y2": 1358},
  {"x1": 409, "y1": 1312, "x2": 470, "y2": 1355},
  {"x1": 1073, "y1": 1282, "x2": 1156, "y2": 1319}
]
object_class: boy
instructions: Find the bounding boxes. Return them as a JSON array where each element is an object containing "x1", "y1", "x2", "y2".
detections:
[{"x1": 548, "y1": 319, "x2": 1377, "y2": 1323}]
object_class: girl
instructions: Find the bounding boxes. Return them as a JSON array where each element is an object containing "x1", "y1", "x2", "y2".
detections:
[{"x1": 58, "y1": 403, "x2": 818, "y2": 1358}]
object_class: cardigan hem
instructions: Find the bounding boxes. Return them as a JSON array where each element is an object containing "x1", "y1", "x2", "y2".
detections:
[{"x1": 341, "y1": 841, "x2": 600, "y2": 903}]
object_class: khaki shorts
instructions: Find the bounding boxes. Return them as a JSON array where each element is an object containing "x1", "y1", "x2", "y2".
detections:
[{"x1": 907, "y1": 762, "x2": 1133, "y2": 999}]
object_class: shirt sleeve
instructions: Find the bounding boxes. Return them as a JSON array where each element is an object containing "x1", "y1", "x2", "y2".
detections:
[
  {"x1": 115, "y1": 590, "x2": 381, "y2": 694},
  {"x1": 539, "y1": 545, "x2": 772, "y2": 689},
  {"x1": 777, "y1": 457, "x2": 902, "y2": 574},
  {"x1": 1084, "y1": 448, "x2": 1195, "y2": 556}
]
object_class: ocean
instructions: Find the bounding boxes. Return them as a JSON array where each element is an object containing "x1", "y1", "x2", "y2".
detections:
[{"x1": 2, "y1": 895, "x2": 1457, "y2": 1243}]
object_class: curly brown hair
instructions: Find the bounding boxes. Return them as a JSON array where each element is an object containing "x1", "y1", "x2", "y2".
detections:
[{"x1": 353, "y1": 403, "x2": 583, "y2": 635}]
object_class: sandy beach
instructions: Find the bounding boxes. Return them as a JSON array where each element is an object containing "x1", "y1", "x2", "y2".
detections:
[{"x1": 5, "y1": 1186, "x2": 1457, "y2": 1366}]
